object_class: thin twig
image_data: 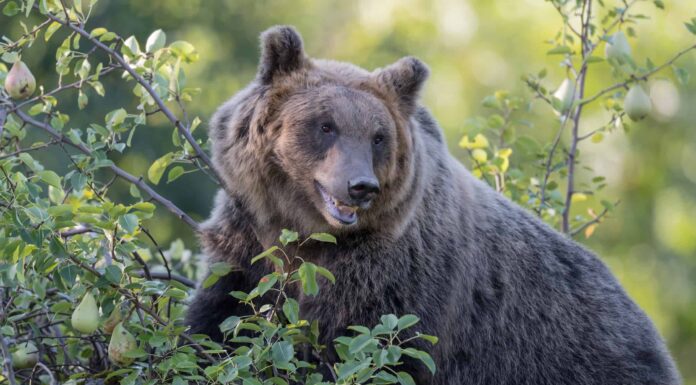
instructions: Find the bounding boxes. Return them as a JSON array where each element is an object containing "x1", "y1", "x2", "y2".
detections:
[
  {"x1": 0, "y1": 140, "x2": 60, "y2": 160},
  {"x1": 571, "y1": 201, "x2": 620, "y2": 237},
  {"x1": 132, "y1": 271, "x2": 196, "y2": 288}
]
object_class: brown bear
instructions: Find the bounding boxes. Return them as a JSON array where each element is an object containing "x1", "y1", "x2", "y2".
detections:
[{"x1": 186, "y1": 26, "x2": 681, "y2": 384}]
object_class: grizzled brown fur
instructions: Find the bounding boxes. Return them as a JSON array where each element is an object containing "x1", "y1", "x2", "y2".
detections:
[{"x1": 186, "y1": 26, "x2": 680, "y2": 384}]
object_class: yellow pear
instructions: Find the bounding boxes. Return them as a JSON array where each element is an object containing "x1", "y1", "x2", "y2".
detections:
[
  {"x1": 11, "y1": 341, "x2": 39, "y2": 369},
  {"x1": 71, "y1": 292, "x2": 100, "y2": 334},
  {"x1": 624, "y1": 84, "x2": 652, "y2": 121},
  {"x1": 4, "y1": 60, "x2": 36, "y2": 99},
  {"x1": 108, "y1": 322, "x2": 137, "y2": 366}
]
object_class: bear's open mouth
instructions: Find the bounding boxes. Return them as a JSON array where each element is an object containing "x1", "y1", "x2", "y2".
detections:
[{"x1": 315, "y1": 182, "x2": 358, "y2": 226}]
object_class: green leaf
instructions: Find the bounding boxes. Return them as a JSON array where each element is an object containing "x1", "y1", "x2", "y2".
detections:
[
  {"x1": 106, "y1": 108, "x2": 127, "y2": 129},
  {"x1": 77, "y1": 90, "x2": 88, "y2": 109},
  {"x1": 279, "y1": 229, "x2": 299, "y2": 245},
  {"x1": 122, "y1": 35, "x2": 140, "y2": 57},
  {"x1": 546, "y1": 45, "x2": 572, "y2": 55},
  {"x1": 250, "y1": 246, "x2": 282, "y2": 267},
  {"x1": 653, "y1": 0, "x2": 664, "y2": 9},
  {"x1": 104, "y1": 265, "x2": 122, "y2": 284},
  {"x1": 397, "y1": 314, "x2": 420, "y2": 330},
  {"x1": 167, "y1": 165, "x2": 185, "y2": 183},
  {"x1": 271, "y1": 341, "x2": 294, "y2": 365},
  {"x1": 348, "y1": 334, "x2": 374, "y2": 355},
  {"x1": 282, "y1": 298, "x2": 300, "y2": 324},
  {"x1": 219, "y1": 316, "x2": 241, "y2": 333},
  {"x1": 417, "y1": 333, "x2": 439, "y2": 345},
  {"x1": 90, "y1": 27, "x2": 108, "y2": 38},
  {"x1": 396, "y1": 371, "x2": 416, "y2": 385},
  {"x1": 337, "y1": 360, "x2": 371, "y2": 381},
  {"x1": 169, "y1": 40, "x2": 199, "y2": 62},
  {"x1": 28, "y1": 103, "x2": 45, "y2": 116},
  {"x1": 402, "y1": 348, "x2": 436, "y2": 374},
  {"x1": 684, "y1": 18, "x2": 696, "y2": 35},
  {"x1": 202, "y1": 274, "x2": 220, "y2": 289},
  {"x1": 380, "y1": 314, "x2": 398, "y2": 330},
  {"x1": 309, "y1": 232, "x2": 337, "y2": 243},
  {"x1": 131, "y1": 202, "x2": 155, "y2": 214},
  {"x1": 2, "y1": 2, "x2": 19, "y2": 16},
  {"x1": 256, "y1": 274, "x2": 278, "y2": 296},
  {"x1": 45, "y1": 22, "x2": 62, "y2": 41},
  {"x1": 118, "y1": 213, "x2": 139, "y2": 233},
  {"x1": 145, "y1": 29, "x2": 166, "y2": 52},
  {"x1": 673, "y1": 66, "x2": 690, "y2": 85},
  {"x1": 148, "y1": 153, "x2": 174, "y2": 184},
  {"x1": 315, "y1": 266, "x2": 336, "y2": 284},
  {"x1": 38, "y1": 170, "x2": 61, "y2": 188},
  {"x1": 298, "y1": 262, "x2": 319, "y2": 296},
  {"x1": 210, "y1": 261, "x2": 233, "y2": 277}
]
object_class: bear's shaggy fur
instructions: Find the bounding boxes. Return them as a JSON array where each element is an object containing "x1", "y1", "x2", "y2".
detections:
[{"x1": 186, "y1": 26, "x2": 681, "y2": 384}]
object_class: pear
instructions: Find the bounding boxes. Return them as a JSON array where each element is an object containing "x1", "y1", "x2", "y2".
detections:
[
  {"x1": 71, "y1": 292, "x2": 100, "y2": 334},
  {"x1": 553, "y1": 78, "x2": 575, "y2": 113},
  {"x1": 108, "y1": 322, "x2": 137, "y2": 366},
  {"x1": 102, "y1": 306, "x2": 123, "y2": 334},
  {"x1": 4, "y1": 60, "x2": 36, "y2": 99},
  {"x1": 605, "y1": 31, "x2": 632, "y2": 63},
  {"x1": 624, "y1": 84, "x2": 652, "y2": 121},
  {"x1": 11, "y1": 341, "x2": 39, "y2": 369}
]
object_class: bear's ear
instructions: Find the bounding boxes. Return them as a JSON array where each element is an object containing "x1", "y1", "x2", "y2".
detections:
[
  {"x1": 374, "y1": 56, "x2": 429, "y2": 116},
  {"x1": 257, "y1": 25, "x2": 308, "y2": 84}
]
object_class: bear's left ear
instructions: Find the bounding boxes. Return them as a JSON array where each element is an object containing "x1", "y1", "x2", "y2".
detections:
[
  {"x1": 374, "y1": 56, "x2": 429, "y2": 116},
  {"x1": 257, "y1": 25, "x2": 308, "y2": 84}
]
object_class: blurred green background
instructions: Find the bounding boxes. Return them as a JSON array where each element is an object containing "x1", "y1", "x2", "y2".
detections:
[{"x1": 3, "y1": 0, "x2": 695, "y2": 381}]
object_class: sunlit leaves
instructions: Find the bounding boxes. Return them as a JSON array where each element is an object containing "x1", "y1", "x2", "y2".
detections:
[
  {"x1": 146, "y1": 29, "x2": 166, "y2": 53},
  {"x1": 147, "y1": 153, "x2": 175, "y2": 184}
]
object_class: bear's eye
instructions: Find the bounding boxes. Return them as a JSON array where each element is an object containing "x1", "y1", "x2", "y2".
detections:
[
  {"x1": 373, "y1": 134, "x2": 384, "y2": 145},
  {"x1": 320, "y1": 124, "x2": 333, "y2": 134}
]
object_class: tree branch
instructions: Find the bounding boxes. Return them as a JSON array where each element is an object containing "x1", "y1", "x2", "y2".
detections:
[
  {"x1": 10, "y1": 107, "x2": 199, "y2": 231},
  {"x1": 561, "y1": 0, "x2": 593, "y2": 234},
  {"x1": 43, "y1": 11, "x2": 223, "y2": 187},
  {"x1": 582, "y1": 43, "x2": 696, "y2": 106}
]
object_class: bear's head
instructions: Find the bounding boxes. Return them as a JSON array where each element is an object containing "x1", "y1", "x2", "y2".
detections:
[{"x1": 210, "y1": 26, "x2": 429, "y2": 236}]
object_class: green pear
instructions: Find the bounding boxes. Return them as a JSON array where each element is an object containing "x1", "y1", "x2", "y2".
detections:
[
  {"x1": 108, "y1": 322, "x2": 137, "y2": 366},
  {"x1": 103, "y1": 306, "x2": 123, "y2": 334},
  {"x1": 605, "y1": 31, "x2": 632, "y2": 63},
  {"x1": 624, "y1": 84, "x2": 652, "y2": 121},
  {"x1": 11, "y1": 341, "x2": 39, "y2": 369},
  {"x1": 4, "y1": 60, "x2": 36, "y2": 99},
  {"x1": 553, "y1": 78, "x2": 575, "y2": 113},
  {"x1": 71, "y1": 292, "x2": 100, "y2": 334}
]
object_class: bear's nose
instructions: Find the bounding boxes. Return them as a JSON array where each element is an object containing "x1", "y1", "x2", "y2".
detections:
[{"x1": 348, "y1": 177, "x2": 380, "y2": 202}]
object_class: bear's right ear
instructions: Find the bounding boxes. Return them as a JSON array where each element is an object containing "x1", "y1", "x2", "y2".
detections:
[
  {"x1": 257, "y1": 26, "x2": 308, "y2": 84},
  {"x1": 374, "y1": 56, "x2": 429, "y2": 116}
]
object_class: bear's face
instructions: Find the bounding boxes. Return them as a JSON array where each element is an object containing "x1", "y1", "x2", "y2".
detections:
[
  {"x1": 212, "y1": 26, "x2": 429, "y2": 234},
  {"x1": 275, "y1": 85, "x2": 397, "y2": 227}
]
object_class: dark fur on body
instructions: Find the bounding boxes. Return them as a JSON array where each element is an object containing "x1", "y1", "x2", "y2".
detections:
[{"x1": 186, "y1": 26, "x2": 680, "y2": 384}]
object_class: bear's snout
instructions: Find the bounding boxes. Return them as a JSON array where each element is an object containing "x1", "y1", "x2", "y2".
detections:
[{"x1": 347, "y1": 177, "x2": 380, "y2": 203}]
